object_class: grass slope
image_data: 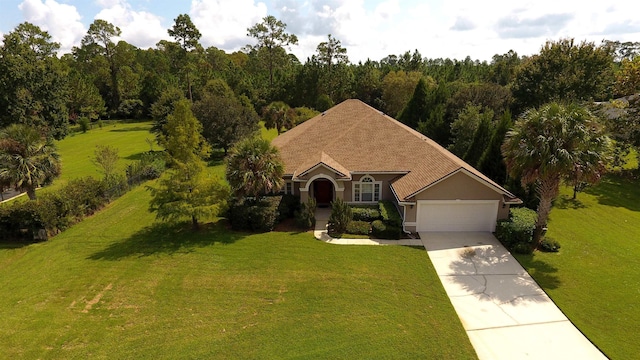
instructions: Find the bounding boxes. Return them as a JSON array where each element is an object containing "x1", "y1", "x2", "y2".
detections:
[
  {"x1": 53, "y1": 122, "x2": 154, "y2": 189},
  {"x1": 0, "y1": 185, "x2": 475, "y2": 359},
  {"x1": 515, "y1": 175, "x2": 640, "y2": 359}
]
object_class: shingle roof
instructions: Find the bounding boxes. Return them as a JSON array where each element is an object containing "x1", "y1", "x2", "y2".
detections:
[{"x1": 271, "y1": 99, "x2": 517, "y2": 202}]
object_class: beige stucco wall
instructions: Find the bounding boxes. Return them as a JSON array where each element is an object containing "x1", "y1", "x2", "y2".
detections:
[
  {"x1": 403, "y1": 172, "x2": 511, "y2": 229},
  {"x1": 343, "y1": 173, "x2": 399, "y2": 203}
]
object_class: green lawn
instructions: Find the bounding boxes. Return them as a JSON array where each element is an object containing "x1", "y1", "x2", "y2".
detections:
[
  {"x1": 515, "y1": 175, "x2": 640, "y2": 359},
  {"x1": 0, "y1": 184, "x2": 475, "y2": 359},
  {"x1": 53, "y1": 122, "x2": 155, "y2": 189},
  {"x1": 0, "y1": 122, "x2": 475, "y2": 359}
]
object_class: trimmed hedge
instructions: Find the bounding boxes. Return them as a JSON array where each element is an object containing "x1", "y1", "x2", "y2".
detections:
[
  {"x1": 346, "y1": 220, "x2": 371, "y2": 235},
  {"x1": 495, "y1": 207, "x2": 537, "y2": 254},
  {"x1": 379, "y1": 200, "x2": 402, "y2": 227},
  {"x1": 351, "y1": 206, "x2": 381, "y2": 222},
  {"x1": 277, "y1": 194, "x2": 300, "y2": 222},
  {"x1": 371, "y1": 220, "x2": 401, "y2": 240}
]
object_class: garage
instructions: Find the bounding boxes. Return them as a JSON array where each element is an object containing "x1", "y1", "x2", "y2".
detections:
[{"x1": 416, "y1": 200, "x2": 499, "y2": 232}]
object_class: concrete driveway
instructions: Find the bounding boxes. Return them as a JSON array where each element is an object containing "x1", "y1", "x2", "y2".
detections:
[{"x1": 420, "y1": 232, "x2": 606, "y2": 360}]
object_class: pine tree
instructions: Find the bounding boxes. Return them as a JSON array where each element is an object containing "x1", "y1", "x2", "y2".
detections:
[
  {"x1": 398, "y1": 78, "x2": 429, "y2": 129},
  {"x1": 478, "y1": 110, "x2": 513, "y2": 183},
  {"x1": 148, "y1": 99, "x2": 229, "y2": 229},
  {"x1": 463, "y1": 110, "x2": 493, "y2": 167}
]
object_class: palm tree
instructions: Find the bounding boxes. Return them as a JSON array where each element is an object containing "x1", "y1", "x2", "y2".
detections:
[
  {"x1": 262, "y1": 101, "x2": 295, "y2": 135},
  {"x1": 0, "y1": 124, "x2": 61, "y2": 200},
  {"x1": 226, "y1": 137, "x2": 284, "y2": 200},
  {"x1": 502, "y1": 102, "x2": 609, "y2": 248}
]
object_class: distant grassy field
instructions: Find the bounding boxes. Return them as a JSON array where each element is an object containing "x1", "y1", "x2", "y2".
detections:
[
  {"x1": 53, "y1": 122, "x2": 155, "y2": 189},
  {"x1": 515, "y1": 175, "x2": 640, "y2": 359}
]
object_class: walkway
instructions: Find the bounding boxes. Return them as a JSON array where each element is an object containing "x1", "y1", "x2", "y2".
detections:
[{"x1": 420, "y1": 232, "x2": 606, "y2": 360}]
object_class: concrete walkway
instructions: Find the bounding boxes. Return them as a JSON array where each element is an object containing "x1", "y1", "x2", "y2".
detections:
[
  {"x1": 313, "y1": 207, "x2": 422, "y2": 246},
  {"x1": 420, "y1": 232, "x2": 606, "y2": 360}
]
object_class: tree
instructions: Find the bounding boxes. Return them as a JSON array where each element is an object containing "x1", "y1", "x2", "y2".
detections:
[
  {"x1": 93, "y1": 145, "x2": 119, "y2": 179},
  {"x1": 148, "y1": 99, "x2": 229, "y2": 229},
  {"x1": 192, "y1": 80, "x2": 259, "y2": 155},
  {"x1": 168, "y1": 14, "x2": 201, "y2": 101},
  {"x1": 614, "y1": 57, "x2": 640, "y2": 97},
  {"x1": 462, "y1": 109, "x2": 494, "y2": 166},
  {"x1": 246, "y1": 16, "x2": 298, "y2": 90},
  {"x1": 150, "y1": 86, "x2": 185, "y2": 141},
  {"x1": 502, "y1": 103, "x2": 610, "y2": 248},
  {"x1": 381, "y1": 70, "x2": 424, "y2": 117},
  {"x1": 448, "y1": 103, "x2": 483, "y2": 157},
  {"x1": 398, "y1": 78, "x2": 430, "y2": 129},
  {"x1": 262, "y1": 101, "x2": 296, "y2": 135},
  {"x1": 0, "y1": 124, "x2": 61, "y2": 200},
  {"x1": 81, "y1": 20, "x2": 122, "y2": 111},
  {"x1": 226, "y1": 137, "x2": 284, "y2": 200},
  {"x1": 0, "y1": 22, "x2": 69, "y2": 139},
  {"x1": 316, "y1": 34, "x2": 349, "y2": 70},
  {"x1": 511, "y1": 39, "x2": 614, "y2": 114},
  {"x1": 478, "y1": 110, "x2": 513, "y2": 183}
]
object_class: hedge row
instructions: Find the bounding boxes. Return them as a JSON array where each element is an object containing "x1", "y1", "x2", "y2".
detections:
[
  {"x1": 0, "y1": 153, "x2": 165, "y2": 242},
  {"x1": 377, "y1": 200, "x2": 402, "y2": 239},
  {"x1": 351, "y1": 206, "x2": 381, "y2": 222}
]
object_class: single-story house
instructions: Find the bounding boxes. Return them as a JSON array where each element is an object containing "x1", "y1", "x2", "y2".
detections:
[{"x1": 271, "y1": 99, "x2": 521, "y2": 233}]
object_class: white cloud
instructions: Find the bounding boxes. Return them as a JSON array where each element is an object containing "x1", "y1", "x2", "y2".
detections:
[
  {"x1": 95, "y1": 0, "x2": 168, "y2": 49},
  {"x1": 18, "y1": 0, "x2": 85, "y2": 53},
  {"x1": 190, "y1": 0, "x2": 268, "y2": 51}
]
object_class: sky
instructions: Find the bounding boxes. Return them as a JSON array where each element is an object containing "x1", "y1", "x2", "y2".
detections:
[{"x1": 1, "y1": 0, "x2": 640, "y2": 63}]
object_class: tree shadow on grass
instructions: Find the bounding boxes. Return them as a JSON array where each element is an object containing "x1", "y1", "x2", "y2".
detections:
[
  {"x1": 514, "y1": 253, "x2": 562, "y2": 290},
  {"x1": 584, "y1": 174, "x2": 640, "y2": 212},
  {"x1": 108, "y1": 126, "x2": 152, "y2": 133},
  {"x1": 87, "y1": 220, "x2": 246, "y2": 261},
  {"x1": 554, "y1": 195, "x2": 586, "y2": 209}
]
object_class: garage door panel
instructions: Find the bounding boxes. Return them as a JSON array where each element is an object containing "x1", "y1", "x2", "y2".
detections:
[{"x1": 417, "y1": 201, "x2": 498, "y2": 232}]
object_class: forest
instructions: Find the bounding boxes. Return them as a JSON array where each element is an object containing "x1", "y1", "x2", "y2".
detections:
[{"x1": 1, "y1": 14, "x2": 640, "y2": 205}]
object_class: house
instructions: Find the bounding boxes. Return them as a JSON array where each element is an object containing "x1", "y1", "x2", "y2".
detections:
[{"x1": 271, "y1": 99, "x2": 521, "y2": 233}]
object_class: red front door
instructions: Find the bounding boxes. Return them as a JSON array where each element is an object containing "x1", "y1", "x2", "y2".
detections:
[{"x1": 314, "y1": 180, "x2": 333, "y2": 204}]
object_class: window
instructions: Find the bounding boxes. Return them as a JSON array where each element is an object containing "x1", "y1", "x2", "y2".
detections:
[
  {"x1": 285, "y1": 182, "x2": 293, "y2": 195},
  {"x1": 353, "y1": 175, "x2": 381, "y2": 202}
]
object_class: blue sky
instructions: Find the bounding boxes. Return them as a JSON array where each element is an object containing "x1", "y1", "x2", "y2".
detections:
[{"x1": 1, "y1": 0, "x2": 640, "y2": 62}]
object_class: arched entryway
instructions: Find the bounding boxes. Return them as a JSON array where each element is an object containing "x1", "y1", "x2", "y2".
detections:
[{"x1": 312, "y1": 179, "x2": 334, "y2": 207}]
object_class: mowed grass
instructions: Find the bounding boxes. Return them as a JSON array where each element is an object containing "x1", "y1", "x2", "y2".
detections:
[
  {"x1": 515, "y1": 175, "x2": 640, "y2": 359},
  {"x1": 52, "y1": 122, "x2": 155, "y2": 189},
  {"x1": 0, "y1": 184, "x2": 475, "y2": 359},
  {"x1": 0, "y1": 120, "x2": 475, "y2": 359}
]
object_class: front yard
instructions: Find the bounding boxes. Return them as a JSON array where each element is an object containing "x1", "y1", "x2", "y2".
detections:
[
  {"x1": 515, "y1": 175, "x2": 640, "y2": 359},
  {"x1": 0, "y1": 184, "x2": 476, "y2": 359}
]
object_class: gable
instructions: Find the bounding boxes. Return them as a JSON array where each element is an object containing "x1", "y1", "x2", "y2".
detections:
[{"x1": 410, "y1": 170, "x2": 505, "y2": 201}]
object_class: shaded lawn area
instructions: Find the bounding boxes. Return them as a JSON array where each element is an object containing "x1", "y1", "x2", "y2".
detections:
[
  {"x1": 0, "y1": 185, "x2": 476, "y2": 359},
  {"x1": 514, "y1": 175, "x2": 640, "y2": 359}
]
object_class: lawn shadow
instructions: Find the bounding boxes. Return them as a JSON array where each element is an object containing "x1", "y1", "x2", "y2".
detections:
[
  {"x1": 554, "y1": 195, "x2": 586, "y2": 209},
  {"x1": 584, "y1": 174, "x2": 640, "y2": 212},
  {"x1": 87, "y1": 220, "x2": 246, "y2": 261},
  {"x1": 514, "y1": 253, "x2": 562, "y2": 290},
  {"x1": 108, "y1": 126, "x2": 152, "y2": 133}
]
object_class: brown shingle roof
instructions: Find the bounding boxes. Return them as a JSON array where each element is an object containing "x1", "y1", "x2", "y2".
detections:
[{"x1": 272, "y1": 99, "x2": 516, "y2": 202}]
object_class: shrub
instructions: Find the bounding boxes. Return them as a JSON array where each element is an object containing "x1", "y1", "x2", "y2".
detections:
[
  {"x1": 346, "y1": 220, "x2": 371, "y2": 235},
  {"x1": 277, "y1": 194, "x2": 300, "y2": 221},
  {"x1": 126, "y1": 152, "x2": 166, "y2": 186},
  {"x1": 351, "y1": 206, "x2": 381, "y2": 222},
  {"x1": 78, "y1": 117, "x2": 90, "y2": 133},
  {"x1": 540, "y1": 237, "x2": 561, "y2": 252},
  {"x1": 228, "y1": 196, "x2": 281, "y2": 232},
  {"x1": 328, "y1": 198, "x2": 352, "y2": 236},
  {"x1": 295, "y1": 197, "x2": 316, "y2": 229},
  {"x1": 371, "y1": 219, "x2": 401, "y2": 240},
  {"x1": 495, "y1": 207, "x2": 537, "y2": 251},
  {"x1": 379, "y1": 200, "x2": 402, "y2": 227}
]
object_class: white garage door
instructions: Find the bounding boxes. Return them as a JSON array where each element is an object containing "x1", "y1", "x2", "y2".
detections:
[{"x1": 417, "y1": 200, "x2": 499, "y2": 232}]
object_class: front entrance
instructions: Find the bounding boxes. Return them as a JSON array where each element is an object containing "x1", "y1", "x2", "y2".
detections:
[{"x1": 313, "y1": 180, "x2": 334, "y2": 206}]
